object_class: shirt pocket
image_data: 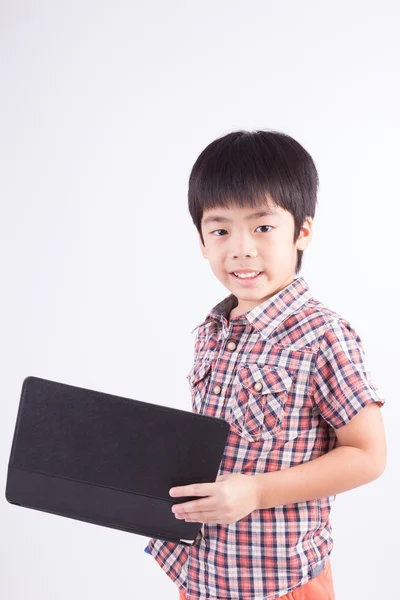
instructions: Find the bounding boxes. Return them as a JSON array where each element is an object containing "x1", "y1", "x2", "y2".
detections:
[
  {"x1": 228, "y1": 364, "x2": 292, "y2": 442},
  {"x1": 186, "y1": 360, "x2": 213, "y2": 413}
]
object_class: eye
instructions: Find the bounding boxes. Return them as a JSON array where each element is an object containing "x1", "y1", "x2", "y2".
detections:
[
  {"x1": 210, "y1": 225, "x2": 272, "y2": 236},
  {"x1": 210, "y1": 229, "x2": 227, "y2": 236}
]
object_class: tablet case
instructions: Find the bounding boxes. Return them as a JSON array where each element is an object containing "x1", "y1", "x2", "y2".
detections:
[{"x1": 5, "y1": 376, "x2": 230, "y2": 546}]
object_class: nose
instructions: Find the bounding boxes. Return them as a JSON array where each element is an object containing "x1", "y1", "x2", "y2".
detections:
[{"x1": 230, "y1": 232, "x2": 258, "y2": 259}]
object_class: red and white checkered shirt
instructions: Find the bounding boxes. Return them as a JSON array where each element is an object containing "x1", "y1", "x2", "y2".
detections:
[{"x1": 144, "y1": 276, "x2": 385, "y2": 599}]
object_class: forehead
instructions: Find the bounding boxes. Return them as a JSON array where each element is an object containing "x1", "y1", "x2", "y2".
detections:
[{"x1": 202, "y1": 202, "x2": 285, "y2": 225}]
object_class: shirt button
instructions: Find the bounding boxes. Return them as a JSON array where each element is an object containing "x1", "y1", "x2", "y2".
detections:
[
  {"x1": 227, "y1": 341, "x2": 236, "y2": 351},
  {"x1": 254, "y1": 381, "x2": 263, "y2": 391},
  {"x1": 213, "y1": 385, "x2": 221, "y2": 394}
]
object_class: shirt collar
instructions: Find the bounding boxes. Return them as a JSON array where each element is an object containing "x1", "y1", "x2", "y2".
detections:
[{"x1": 191, "y1": 276, "x2": 313, "y2": 341}]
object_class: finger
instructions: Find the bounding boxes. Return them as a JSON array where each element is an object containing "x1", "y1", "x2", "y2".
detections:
[
  {"x1": 172, "y1": 497, "x2": 215, "y2": 515},
  {"x1": 169, "y1": 482, "x2": 215, "y2": 498}
]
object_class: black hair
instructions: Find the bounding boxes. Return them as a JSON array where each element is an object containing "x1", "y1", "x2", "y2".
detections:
[{"x1": 187, "y1": 129, "x2": 319, "y2": 274}]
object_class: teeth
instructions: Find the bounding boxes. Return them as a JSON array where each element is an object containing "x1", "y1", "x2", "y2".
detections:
[{"x1": 233, "y1": 271, "x2": 261, "y2": 279}]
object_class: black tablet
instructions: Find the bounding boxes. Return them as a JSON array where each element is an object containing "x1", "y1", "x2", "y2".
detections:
[{"x1": 5, "y1": 376, "x2": 230, "y2": 546}]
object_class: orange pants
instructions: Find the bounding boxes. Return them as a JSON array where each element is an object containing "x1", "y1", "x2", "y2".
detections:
[{"x1": 178, "y1": 558, "x2": 335, "y2": 599}]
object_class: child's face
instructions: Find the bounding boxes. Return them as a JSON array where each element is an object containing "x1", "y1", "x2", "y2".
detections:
[{"x1": 199, "y1": 200, "x2": 312, "y2": 313}]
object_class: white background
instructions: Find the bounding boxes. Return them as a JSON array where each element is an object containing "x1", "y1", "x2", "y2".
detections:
[{"x1": 1, "y1": 1, "x2": 399, "y2": 598}]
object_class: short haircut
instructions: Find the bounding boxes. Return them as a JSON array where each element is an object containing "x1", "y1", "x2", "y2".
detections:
[{"x1": 187, "y1": 129, "x2": 319, "y2": 274}]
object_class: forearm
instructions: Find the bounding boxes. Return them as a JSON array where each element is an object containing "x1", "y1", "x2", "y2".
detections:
[{"x1": 253, "y1": 445, "x2": 383, "y2": 510}]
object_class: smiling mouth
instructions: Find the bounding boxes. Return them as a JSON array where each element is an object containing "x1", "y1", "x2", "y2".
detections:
[{"x1": 230, "y1": 271, "x2": 263, "y2": 281}]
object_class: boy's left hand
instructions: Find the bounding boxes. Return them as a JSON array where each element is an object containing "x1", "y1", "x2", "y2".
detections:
[{"x1": 169, "y1": 473, "x2": 259, "y2": 525}]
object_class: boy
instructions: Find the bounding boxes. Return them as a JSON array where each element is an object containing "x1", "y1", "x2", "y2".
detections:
[{"x1": 144, "y1": 130, "x2": 386, "y2": 599}]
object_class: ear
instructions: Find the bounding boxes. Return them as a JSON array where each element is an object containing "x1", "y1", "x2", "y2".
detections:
[
  {"x1": 295, "y1": 216, "x2": 313, "y2": 251},
  {"x1": 198, "y1": 231, "x2": 208, "y2": 258}
]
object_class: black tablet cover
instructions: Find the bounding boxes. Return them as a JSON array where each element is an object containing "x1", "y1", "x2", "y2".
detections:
[{"x1": 5, "y1": 376, "x2": 230, "y2": 546}]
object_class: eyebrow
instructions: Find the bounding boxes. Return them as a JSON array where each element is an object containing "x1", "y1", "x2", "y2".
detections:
[{"x1": 202, "y1": 209, "x2": 279, "y2": 225}]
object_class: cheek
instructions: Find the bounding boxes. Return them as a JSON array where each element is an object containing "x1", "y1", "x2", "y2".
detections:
[
  {"x1": 262, "y1": 247, "x2": 294, "y2": 273},
  {"x1": 271, "y1": 238, "x2": 296, "y2": 259},
  {"x1": 210, "y1": 261, "x2": 226, "y2": 277}
]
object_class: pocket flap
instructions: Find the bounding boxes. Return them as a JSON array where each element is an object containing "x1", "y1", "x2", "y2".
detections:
[
  {"x1": 238, "y1": 364, "x2": 292, "y2": 394},
  {"x1": 186, "y1": 361, "x2": 212, "y2": 386}
]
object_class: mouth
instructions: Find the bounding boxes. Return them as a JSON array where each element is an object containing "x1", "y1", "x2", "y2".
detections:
[{"x1": 230, "y1": 271, "x2": 264, "y2": 284}]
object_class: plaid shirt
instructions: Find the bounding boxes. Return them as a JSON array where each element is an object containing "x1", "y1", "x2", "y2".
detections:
[{"x1": 144, "y1": 276, "x2": 385, "y2": 599}]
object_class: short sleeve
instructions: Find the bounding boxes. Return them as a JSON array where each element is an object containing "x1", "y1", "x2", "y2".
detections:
[{"x1": 311, "y1": 318, "x2": 386, "y2": 429}]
